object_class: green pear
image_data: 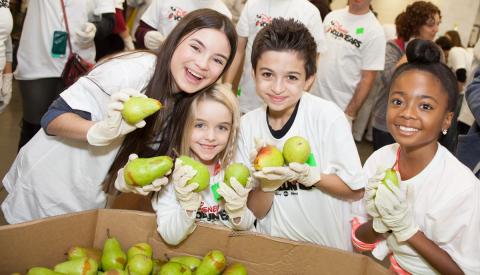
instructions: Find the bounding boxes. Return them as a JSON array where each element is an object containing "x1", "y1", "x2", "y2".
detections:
[
  {"x1": 101, "y1": 237, "x2": 127, "y2": 271},
  {"x1": 282, "y1": 136, "x2": 311, "y2": 164},
  {"x1": 53, "y1": 257, "x2": 98, "y2": 275},
  {"x1": 169, "y1": 255, "x2": 202, "y2": 271},
  {"x1": 224, "y1": 163, "x2": 250, "y2": 187},
  {"x1": 122, "y1": 97, "x2": 162, "y2": 125},
  {"x1": 253, "y1": 145, "x2": 284, "y2": 171},
  {"x1": 152, "y1": 258, "x2": 167, "y2": 275},
  {"x1": 67, "y1": 246, "x2": 102, "y2": 268},
  {"x1": 382, "y1": 168, "x2": 399, "y2": 191},
  {"x1": 221, "y1": 263, "x2": 247, "y2": 275},
  {"x1": 26, "y1": 267, "x2": 63, "y2": 275},
  {"x1": 127, "y1": 242, "x2": 153, "y2": 260},
  {"x1": 178, "y1": 156, "x2": 210, "y2": 192},
  {"x1": 103, "y1": 269, "x2": 127, "y2": 275},
  {"x1": 195, "y1": 250, "x2": 226, "y2": 275},
  {"x1": 124, "y1": 156, "x2": 173, "y2": 187},
  {"x1": 126, "y1": 254, "x2": 153, "y2": 275},
  {"x1": 159, "y1": 262, "x2": 192, "y2": 275}
]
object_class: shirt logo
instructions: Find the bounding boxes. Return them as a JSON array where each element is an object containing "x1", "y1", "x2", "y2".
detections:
[
  {"x1": 0, "y1": 0, "x2": 9, "y2": 8},
  {"x1": 275, "y1": 181, "x2": 313, "y2": 197},
  {"x1": 168, "y1": 6, "x2": 188, "y2": 22},
  {"x1": 255, "y1": 13, "x2": 272, "y2": 28},
  {"x1": 196, "y1": 201, "x2": 229, "y2": 222},
  {"x1": 325, "y1": 20, "x2": 362, "y2": 48}
]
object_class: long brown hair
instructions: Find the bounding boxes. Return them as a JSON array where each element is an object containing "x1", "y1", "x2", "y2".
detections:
[{"x1": 104, "y1": 9, "x2": 237, "y2": 193}]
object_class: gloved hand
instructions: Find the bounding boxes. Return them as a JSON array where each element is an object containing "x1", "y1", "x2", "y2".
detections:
[
  {"x1": 0, "y1": 73, "x2": 13, "y2": 112},
  {"x1": 365, "y1": 169, "x2": 389, "y2": 234},
  {"x1": 76, "y1": 22, "x2": 97, "y2": 49},
  {"x1": 114, "y1": 154, "x2": 170, "y2": 195},
  {"x1": 172, "y1": 159, "x2": 202, "y2": 212},
  {"x1": 217, "y1": 177, "x2": 253, "y2": 220},
  {"x1": 253, "y1": 166, "x2": 296, "y2": 192},
  {"x1": 288, "y1": 162, "x2": 321, "y2": 187},
  {"x1": 375, "y1": 179, "x2": 418, "y2": 242},
  {"x1": 87, "y1": 88, "x2": 147, "y2": 146},
  {"x1": 144, "y1": 31, "x2": 165, "y2": 50},
  {"x1": 123, "y1": 36, "x2": 135, "y2": 51}
]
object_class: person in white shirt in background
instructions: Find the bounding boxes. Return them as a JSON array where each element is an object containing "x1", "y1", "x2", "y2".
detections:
[
  {"x1": 223, "y1": 0, "x2": 326, "y2": 114},
  {"x1": 222, "y1": 0, "x2": 246, "y2": 24},
  {"x1": 130, "y1": 84, "x2": 255, "y2": 245},
  {"x1": 135, "y1": 0, "x2": 232, "y2": 51},
  {"x1": 0, "y1": 0, "x2": 13, "y2": 113},
  {"x1": 14, "y1": 0, "x2": 116, "y2": 149},
  {"x1": 125, "y1": 0, "x2": 152, "y2": 45},
  {"x1": 353, "y1": 39, "x2": 480, "y2": 275},
  {"x1": 239, "y1": 18, "x2": 365, "y2": 251},
  {"x1": 311, "y1": 0, "x2": 385, "y2": 127}
]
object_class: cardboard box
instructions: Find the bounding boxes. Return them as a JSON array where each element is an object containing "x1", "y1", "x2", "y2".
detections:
[{"x1": 0, "y1": 209, "x2": 391, "y2": 275}]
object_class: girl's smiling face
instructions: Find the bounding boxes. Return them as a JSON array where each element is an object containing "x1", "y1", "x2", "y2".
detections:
[
  {"x1": 387, "y1": 69, "x2": 453, "y2": 150},
  {"x1": 189, "y1": 99, "x2": 232, "y2": 166}
]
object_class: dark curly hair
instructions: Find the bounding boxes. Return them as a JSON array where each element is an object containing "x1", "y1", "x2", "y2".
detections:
[{"x1": 395, "y1": 1, "x2": 441, "y2": 40}]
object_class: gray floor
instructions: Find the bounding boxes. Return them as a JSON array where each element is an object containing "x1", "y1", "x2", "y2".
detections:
[{"x1": 0, "y1": 81, "x2": 374, "y2": 225}]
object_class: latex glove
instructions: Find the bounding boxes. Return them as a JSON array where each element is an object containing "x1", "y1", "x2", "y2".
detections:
[
  {"x1": 253, "y1": 166, "x2": 297, "y2": 192},
  {"x1": 0, "y1": 73, "x2": 13, "y2": 112},
  {"x1": 172, "y1": 159, "x2": 202, "y2": 212},
  {"x1": 364, "y1": 169, "x2": 389, "y2": 234},
  {"x1": 123, "y1": 36, "x2": 135, "y2": 51},
  {"x1": 144, "y1": 31, "x2": 165, "y2": 50},
  {"x1": 76, "y1": 22, "x2": 97, "y2": 49},
  {"x1": 217, "y1": 177, "x2": 253, "y2": 220},
  {"x1": 248, "y1": 137, "x2": 275, "y2": 163},
  {"x1": 87, "y1": 89, "x2": 147, "y2": 146},
  {"x1": 375, "y1": 180, "x2": 418, "y2": 242},
  {"x1": 114, "y1": 154, "x2": 170, "y2": 195},
  {"x1": 288, "y1": 162, "x2": 321, "y2": 187}
]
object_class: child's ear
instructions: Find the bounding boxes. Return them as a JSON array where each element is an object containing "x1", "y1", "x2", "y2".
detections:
[
  {"x1": 442, "y1": 111, "x2": 454, "y2": 132},
  {"x1": 304, "y1": 74, "x2": 316, "y2": 91}
]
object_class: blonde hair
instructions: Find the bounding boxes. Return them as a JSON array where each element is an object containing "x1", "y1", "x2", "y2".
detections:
[{"x1": 180, "y1": 84, "x2": 240, "y2": 167}]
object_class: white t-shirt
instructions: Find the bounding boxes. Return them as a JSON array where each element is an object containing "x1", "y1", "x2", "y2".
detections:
[
  {"x1": 235, "y1": 0, "x2": 327, "y2": 114},
  {"x1": 0, "y1": 5, "x2": 13, "y2": 70},
  {"x1": 449, "y1": 46, "x2": 475, "y2": 125},
  {"x1": 140, "y1": 0, "x2": 232, "y2": 38},
  {"x1": 359, "y1": 143, "x2": 480, "y2": 274},
  {"x1": 237, "y1": 92, "x2": 366, "y2": 250},
  {"x1": 14, "y1": 0, "x2": 115, "y2": 80},
  {"x1": 311, "y1": 7, "x2": 385, "y2": 111},
  {"x1": 152, "y1": 166, "x2": 255, "y2": 245},
  {"x1": 1, "y1": 52, "x2": 156, "y2": 224}
]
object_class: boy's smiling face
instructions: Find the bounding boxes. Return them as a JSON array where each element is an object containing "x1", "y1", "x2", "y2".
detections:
[{"x1": 253, "y1": 50, "x2": 314, "y2": 117}]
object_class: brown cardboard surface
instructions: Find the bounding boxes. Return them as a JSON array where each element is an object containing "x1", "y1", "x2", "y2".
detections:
[{"x1": 0, "y1": 209, "x2": 392, "y2": 275}]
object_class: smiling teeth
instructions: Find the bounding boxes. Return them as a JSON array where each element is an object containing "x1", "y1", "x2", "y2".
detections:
[
  {"x1": 188, "y1": 69, "x2": 203, "y2": 79},
  {"x1": 399, "y1": 126, "x2": 419, "y2": 132}
]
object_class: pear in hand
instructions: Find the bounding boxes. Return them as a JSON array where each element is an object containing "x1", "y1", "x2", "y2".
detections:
[
  {"x1": 195, "y1": 250, "x2": 227, "y2": 275},
  {"x1": 159, "y1": 262, "x2": 192, "y2": 275},
  {"x1": 101, "y1": 237, "x2": 127, "y2": 271},
  {"x1": 382, "y1": 168, "x2": 399, "y2": 191},
  {"x1": 26, "y1": 267, "x2": 63, "y2": 275},
  {"x1": 224, "y1": 163, "x2": 250, "y2": 187},
  {"x1": 254, "y1": 145, "x2": 284, "y2": 171},
  {"x1": 178, "y1": 156, "x2": 210, "y2": 192},
  {"x1": 222, "y1": 263, "x2": 248, "y2": 275},
  {"x1": 53, "y1": 257, "x2": 98, "y2": 275},
  {"x1": 282, "y1": 136, "x2": 311, "y2": 164},
  {"x1": 124, "y1": 156, "x2": 173, "y2": 187},
  {"x1": 169, "y1": 255, "x2": 202, "y2": 271},
  {"x1": 121, "y1": 97, "x2": 162, "y2": 125}
]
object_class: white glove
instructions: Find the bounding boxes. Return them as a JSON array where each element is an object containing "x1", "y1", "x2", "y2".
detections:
[
  {"x1": 76, "y1": 22, "x2": 97, "y2": 49},
  {"x1": 375, "y1": 180, "x2": 418, "y2": 242},
  {"x1": 123, "y1": 36, "x2": 135, "y2": 51},
  {"x1": 253, "y1": 166, "x2": 297, "y2": 192},
  {"x1": 87, "y1": 88, "x2": 147, "y2": 146},
  {"x1": 172, "y1": 159, "x2": 202, "y2": 212},
  {"x1": 114, "y1": 154, "x2": 170, "y2": 195},
  {"x1": 288, "y1": 162, "x2": 321, "y2": 187},
  {"x1": 248, "y1": 137, "x2": 276, "y2": 163},
  {"x1": 144, "y1": 31, "x2": 165, "y2": 50},
  {"x1": 217, "y1": 177, "x2": 253, "y2": 220},
  {"x1": 0, "y1": 73, "x2": 13, "y2": 113},
  {"x1": 365, "y1": 169, "x2": 389, "y2": 234}
]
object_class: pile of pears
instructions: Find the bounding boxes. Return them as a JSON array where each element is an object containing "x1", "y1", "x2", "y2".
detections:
[
  {"x1": 253, "y1": 136, "x2": 311, "y2": 170},
  {"x1": 23, "y1": 237, "x2": 247, "y2": 275}
]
